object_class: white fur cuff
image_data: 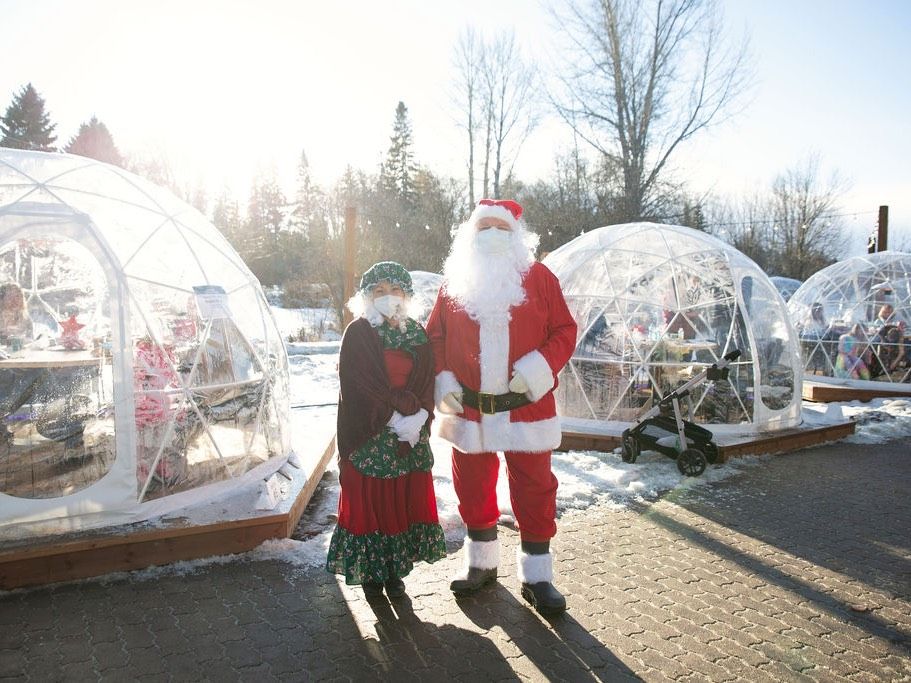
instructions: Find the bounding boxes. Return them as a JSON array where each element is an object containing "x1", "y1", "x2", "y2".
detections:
[
  {"x1": 517, "y1": 549, "x2": 553, "y2": 584},
  {"x1": 465, "y1": 538, "x2": 500, "y2": 570},
  {"x1": 434, "y1": 370, "x2": 462, "y2": 414},
  {"x1": 513, "y1": 350, "x2": 555, "y2": 402}
]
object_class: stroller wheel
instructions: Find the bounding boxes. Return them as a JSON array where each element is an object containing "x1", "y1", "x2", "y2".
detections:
[
  {"x1": 621, "y1": 432, "x2": 640, "y2": 463},
  {"x1": 677, "y1": 448, "x2": 707, "y2": 477}
]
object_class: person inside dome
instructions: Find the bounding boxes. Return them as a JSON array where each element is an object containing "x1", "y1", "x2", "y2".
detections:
[{"x1": 834, "y1": 332, "x2": 871, "y2": 381}]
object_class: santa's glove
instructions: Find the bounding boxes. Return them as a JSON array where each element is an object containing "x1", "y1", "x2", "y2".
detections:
[
  {"x1": 508, "y1": 370, "x2": 529, "y2": 394},
  {"x1": 442, "y1": 391, "x2": 464, "y2": 414}
]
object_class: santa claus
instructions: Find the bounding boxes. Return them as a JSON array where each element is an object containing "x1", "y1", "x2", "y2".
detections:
[{"x1": 426, "y1": 198, "x2": 577, "y2": 615}]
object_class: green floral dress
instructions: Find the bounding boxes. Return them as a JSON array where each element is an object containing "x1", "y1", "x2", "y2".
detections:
[{"x1": 326, "y1": 319, "x2": 446, "y2": 585}]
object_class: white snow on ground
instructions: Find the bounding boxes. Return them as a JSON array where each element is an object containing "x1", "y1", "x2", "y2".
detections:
[
  {"x1": 288, "y1": 352, "x2": 339, "y2": 407},
  {"x1": 269, "y1": 305, "x2": 340, "y2": 342},
  {"x1": 824, "y1": 398, "x2": 911, "y2": 446}
]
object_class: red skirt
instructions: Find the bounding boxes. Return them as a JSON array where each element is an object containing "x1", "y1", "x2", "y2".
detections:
[{"x1": 336, "y1": 459, "x2": 440, "y2": 535}]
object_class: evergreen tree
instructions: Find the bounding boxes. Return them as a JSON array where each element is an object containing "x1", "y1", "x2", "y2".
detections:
[
  {"x1": 681, "y1": 199, "x2": 708, "y2": 232},
  {"x1": 289, "y1": 150, "x2": 327, "y2": 239},
  {"x1": 211, "y1": 189, "x2": 244, "y2": 248},
  {"x1": 64, "y1": 116, "x2": 123, "y2": 166},
  {"x1": 1, "y1": 83, "x2": 57, "y2": 151},
  {"x1": 381, "y1": 101, "x2": 417, "y2": 201},
  {"x1": 245, "y1": 174, "x2": 287, "y2": 285}
]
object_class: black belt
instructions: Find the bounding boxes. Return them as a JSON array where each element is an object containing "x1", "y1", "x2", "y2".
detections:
[{"x1": 460, "y1": 385, "x2": 531, "y2": 414}]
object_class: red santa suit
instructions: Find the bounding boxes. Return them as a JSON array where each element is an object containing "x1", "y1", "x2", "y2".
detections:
[
  {"x1": 428, "y1": 262, "x2": 576, "y2": 452},
  {"x1": 426, "y1": 260, "x2": 577, "y2": 541}
]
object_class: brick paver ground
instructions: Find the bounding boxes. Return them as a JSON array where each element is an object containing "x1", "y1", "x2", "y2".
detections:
[{"x1": 1, "y1": 437, "x2": 909, "y2": 681}]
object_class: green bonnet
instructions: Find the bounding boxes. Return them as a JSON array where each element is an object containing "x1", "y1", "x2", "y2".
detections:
[{"x1": 358, "y1": 261, "x2": 413, "y2": 295}]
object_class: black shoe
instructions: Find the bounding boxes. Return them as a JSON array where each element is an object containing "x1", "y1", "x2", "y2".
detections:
[
  {"x1": 450, "y1": 567, "x2": 497, "y2": 595},
  {"x1": 362, "y1": 581, "x2": 384, "y2": 598},
  {"x1": 521, "y1": 582, "x2": 566, "y2": 616},
  {"x1": 384, "y1": 577, "x2": 406, "y2": 598}
]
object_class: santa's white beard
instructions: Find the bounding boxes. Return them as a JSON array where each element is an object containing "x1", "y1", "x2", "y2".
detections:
[{"x1": 442, "y1": 225, "x2": 536, "y2": 322}]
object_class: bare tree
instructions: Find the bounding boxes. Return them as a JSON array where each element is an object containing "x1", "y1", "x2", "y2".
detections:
[
  {"x1": 707, "y1": 156, "x2": 849, "y2": 279},
  {"x1": 709, "y1": 193, "x2": 775, "y2": 272},
  {"x1": 483, "y1": 31, "x2": 540, "y2": 197},
  {"x1": 451, "y1": 28, "x2": 539, "y2": 204},
  {"x1": 768, "y1": 156, "x2": 848, "y2": 280},
  {"x1": 451, "y1": 28, "x2": 483, "y2": 207},
  {"x1": 551, "y1": 0, "x2": 751, "y2": 220}
]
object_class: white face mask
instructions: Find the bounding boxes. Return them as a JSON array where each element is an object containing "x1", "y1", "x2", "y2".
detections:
[
  {"x1": 373, "y1": 294, "x2": 405, "y2": 319},
  {"x1": 475, "y1": 228, "x2": 513, "y2": 254}
]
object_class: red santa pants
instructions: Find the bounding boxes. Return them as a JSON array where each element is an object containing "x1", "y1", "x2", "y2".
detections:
[{"x1": 451, "y1": 448, "x2": 558, "y2": 542}]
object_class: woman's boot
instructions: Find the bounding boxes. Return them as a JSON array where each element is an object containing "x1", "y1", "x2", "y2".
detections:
[{"x1": 384, "y1": 561, "x2": 406, "y2": 598}]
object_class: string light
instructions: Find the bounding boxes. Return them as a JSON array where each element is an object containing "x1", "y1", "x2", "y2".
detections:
[{"x1": 652, "y1": 209, "x2": 877, "y2": 229}]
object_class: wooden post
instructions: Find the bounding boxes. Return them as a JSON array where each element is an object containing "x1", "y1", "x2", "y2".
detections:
[
  {"x1": 343, "y1": 206, "x2": 357, "y2": 328},
  {"x1": 877, "y1": 205, "x2": 888, "y2": 252}
]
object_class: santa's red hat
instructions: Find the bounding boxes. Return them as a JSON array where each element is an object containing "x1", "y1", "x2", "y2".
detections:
[{"x1": 468, "y1": 198, "x2": 523, "y2": 230}]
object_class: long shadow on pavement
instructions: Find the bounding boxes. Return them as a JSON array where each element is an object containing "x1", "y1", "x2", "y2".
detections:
[
  {"x1": 455, "y1": 582, "x2": 640, "y2": 682},
  {"x1": 627, "y1": 440, "x2": 911, "y2": 654},
  {"x1": 668, "y1": 439, "x2": 911, "y2": 601},
  {"x1": 360, "y1": 593, "x2": 517, "y2": 679}
]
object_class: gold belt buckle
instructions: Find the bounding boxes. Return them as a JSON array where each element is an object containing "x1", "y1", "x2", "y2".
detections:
[{"x1": 477, "y1": 391, "x2": 497, "y2": 415}]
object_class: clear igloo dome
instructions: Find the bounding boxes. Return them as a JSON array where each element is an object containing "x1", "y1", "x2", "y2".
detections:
[
  {"x1": 0, "y1": 150, "x2": 290, "y2": 534},
  {"x1": 770, "y1": 276, "x2": 802, "y2": 302},
  {"x1": 788, "y1": 251, "x2": 911, "y2": 387},
  {"x1": 543, "y1": 222, "x2": 802, "y2": 432}
]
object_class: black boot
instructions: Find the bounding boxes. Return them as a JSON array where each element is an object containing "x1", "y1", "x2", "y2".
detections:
[
  {"x1": 518, "y1": 540, "x2": 566, "y2": 616},
  {"x1": 450, "y1": 566, "x2": 498, "y2": 595},
  {"x1": 450, "y1": 528, "x2": 499, "y2": 595},
  {"x1": 520, "y1": 581, "x2": 566, "y2": 616},
  {"x1": 362, "y1": 581, "x2": 384, "y2": 599},
  {"x1": 384, "y1": 576, "x2": 406, "y2": 598}
]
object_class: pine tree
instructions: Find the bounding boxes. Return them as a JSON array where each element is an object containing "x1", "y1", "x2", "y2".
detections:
[
  {"x1": 65, "y1": 116, "x2": 123, "y2": 166},
  {"x1": 245, "y1": 175, "x2": 287, "y2": 285},
  {"x1": 211, "y1": 189, "x2": 245, "y2": 249},
  {"x1": 0, "y1": 83, "x2": 57, "y2": 151},
  {"x1": 289, "y1": 150, "x2": 327, "y2": 239},
  {"x1": 381, "y1": 101, "x2": 417, "y2": 201}
]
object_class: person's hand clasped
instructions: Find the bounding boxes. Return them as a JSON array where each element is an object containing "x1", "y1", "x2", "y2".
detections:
[
  {"x1": 391, "y1": 408, "x2": 428, "y2": 447},
  {"x1": 442, "y1": 391, "x2": 464, "y2": 413},
  {"x1": 508, "y1": 370, "x2": 529, "y2": 394}
]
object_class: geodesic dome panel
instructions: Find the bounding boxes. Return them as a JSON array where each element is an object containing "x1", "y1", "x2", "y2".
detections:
[
  {"x1": 409, "y1": 270, "x2": 442, "y2": 325},
  {"x1": 543, "y1": 223, "x2": 801, "y2": 432},
  {"x1": 788, "y1": 251, "x2": 911, "y2": 387},
  {"x1": 0, "y1": 150, "x2": 290, "y2": 534},
  {"x1": 770, "y1": 276, "x2": 802, "y2": 302}
]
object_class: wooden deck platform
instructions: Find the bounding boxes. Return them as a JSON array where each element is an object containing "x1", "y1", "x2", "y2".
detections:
[
  {"x1": 802, "y1": 380, "x2": 911, "y2": 403},
  {"x1": 558, "y1": 419, "x2": 856, "y2": 462},
  {"x1": 0, "y1": 435, "x2": 336, "y2": 591}
]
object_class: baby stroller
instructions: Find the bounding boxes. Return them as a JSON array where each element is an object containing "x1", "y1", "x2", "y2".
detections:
[{"x1": 621, "y1": 349, "x2": 741, "y2": 477}]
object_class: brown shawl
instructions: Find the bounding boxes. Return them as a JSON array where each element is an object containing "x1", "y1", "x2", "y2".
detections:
[{"x1": 336, "y1": 317, "x2": 435, "y2": 461}]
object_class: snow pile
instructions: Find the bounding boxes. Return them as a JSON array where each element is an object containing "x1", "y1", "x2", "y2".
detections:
[
  {"x1": 841, "y1": 398, "x2": 911, "y2": 444},
  {"x1": 801, "y1": 397, "x2": 911, "y2": 444}
]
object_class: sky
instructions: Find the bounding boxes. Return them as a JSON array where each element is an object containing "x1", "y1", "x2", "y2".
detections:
[{"x1": 2, "y1": 0, "x2": 909, "y2": 252}]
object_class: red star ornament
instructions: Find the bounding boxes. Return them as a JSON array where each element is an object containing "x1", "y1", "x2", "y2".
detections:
[{"x1": 60, "y1": 314, "x2": 86, "y2": 349}]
